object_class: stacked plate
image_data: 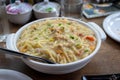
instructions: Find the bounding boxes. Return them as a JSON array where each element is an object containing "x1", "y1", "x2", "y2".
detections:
[{"x1": 103, "y1": 12, "x2": 120, "y2": 42}]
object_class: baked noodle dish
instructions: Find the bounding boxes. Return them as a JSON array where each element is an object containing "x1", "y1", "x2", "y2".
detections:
[{"x1": 17, "y1": 18, "x2": 97, "y2": 64}]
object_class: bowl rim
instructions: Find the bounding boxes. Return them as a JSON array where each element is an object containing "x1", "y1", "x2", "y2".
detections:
[
  {"x1": 6, "y1": 3, "x2": 32, "y2": 15},
  {"x1": 32, "y1": 2, "x2": 61, "y2": 13},
  {"x1": 13, "y1": 17, "x2": 101, "y2": 67}
]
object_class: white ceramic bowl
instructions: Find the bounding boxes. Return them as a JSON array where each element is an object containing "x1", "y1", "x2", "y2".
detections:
[
  {"x1": 6, "y1": 17, "x2": 106, "y2": 74},
  {"x1": 6, "y1": 2, "x2": 32, "y2": 24},
  {"x1": 33, "y1": 2, "x2": 60, "y2": 19},
  {"x1": 6, "y1": 12, "x2": 32, "y2": 24}
]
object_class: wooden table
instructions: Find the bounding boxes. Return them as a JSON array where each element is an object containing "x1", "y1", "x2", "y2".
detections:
[{"x1": 0, "y1": 16, "x2": 120, "y2": 80}]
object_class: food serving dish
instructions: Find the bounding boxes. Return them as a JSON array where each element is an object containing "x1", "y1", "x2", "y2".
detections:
[
  {"x1": 32, "y1": 0, "x2": 60, "y2": 19},
  {"x1": 6, "y1": 0, "x2": 32, "y2": 24},
  {"x1": 103, "y1": 12, "x2": 120, "y2": 42},
  {"x1": 6, "y1": 17, "x2": 106, "y2": 74},
  {"x1": 0, "y1": 69, "x2": 32, "y2": 80}
]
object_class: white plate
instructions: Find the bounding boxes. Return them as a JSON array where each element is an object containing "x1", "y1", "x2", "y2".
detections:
[
  {"x1": 103, "y1": 12, "x2": 120, "y2": 42},
  {"x1": 0, "y1": 69, "x2": 32, "y2": 80}
]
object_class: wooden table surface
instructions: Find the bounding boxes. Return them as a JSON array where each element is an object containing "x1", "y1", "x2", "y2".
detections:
[{"x1": 0, "y1": 16, "x2": 120, "y2": 80}]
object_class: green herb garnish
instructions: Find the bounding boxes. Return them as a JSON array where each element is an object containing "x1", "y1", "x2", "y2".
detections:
[
  {"x1": 70, "y1": 35, "x2": 74, "y2": 39},
  {"x1": 58, "y1": 23, "x2": 62, "y2": 26},
  {"x1": 67, "y1": 22, "x2": 72, "y2": 25},
  {"x1": 47, "y1": 23, "x2": 52, "y2": 26},
  {"x1": 45, "y1": 7, "x2": 53, "y2": 12},
  {"x1": 84, "y1": 49, "x2": 89, "y2": 52}
]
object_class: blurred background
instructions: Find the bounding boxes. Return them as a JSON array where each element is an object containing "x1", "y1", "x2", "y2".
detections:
[
  {"x1": 6, "y1": 0, "x2": 59, "y2": 4},
  {"x1": 6, "y1": 0, "x2": 120, "y2": 4}
]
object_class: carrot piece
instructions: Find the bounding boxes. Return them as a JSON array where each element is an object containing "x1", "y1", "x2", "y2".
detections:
[
  {"x1": 90, "y1": 45, "x2": 95, "y2": 51},
  {"x1": 85, "y1": 36, "x2": 95, "y2": 41}
]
